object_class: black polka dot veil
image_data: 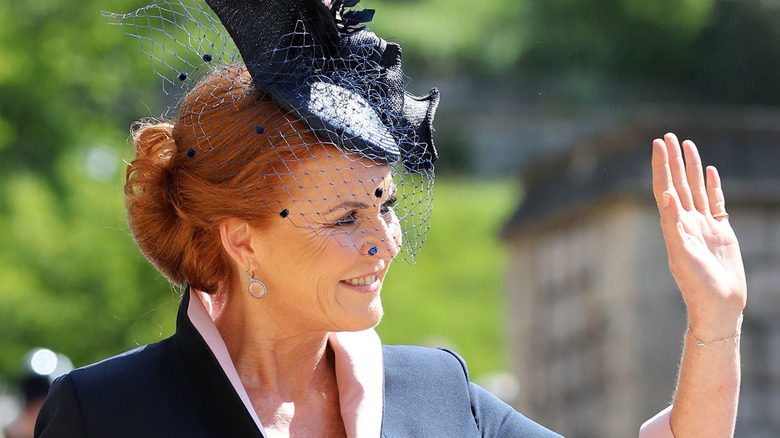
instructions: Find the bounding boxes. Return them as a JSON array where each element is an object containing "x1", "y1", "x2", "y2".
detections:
[{"x1": 103, "y1": 0, "x2": 439, "y2": 263}]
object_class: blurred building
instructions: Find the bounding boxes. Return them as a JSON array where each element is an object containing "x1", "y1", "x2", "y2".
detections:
[{"x1": 501, "y1": 107, "x2": 780, "y2": 438}]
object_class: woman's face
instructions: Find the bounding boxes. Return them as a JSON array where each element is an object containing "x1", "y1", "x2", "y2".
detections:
[{"x1": 250, "y1": 148, "x2": 401, "y2": 333}]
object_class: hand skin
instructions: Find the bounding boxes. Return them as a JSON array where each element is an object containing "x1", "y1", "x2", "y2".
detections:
[{"x1": 652, "y1": 133, "x2": 746, "y2": 438}]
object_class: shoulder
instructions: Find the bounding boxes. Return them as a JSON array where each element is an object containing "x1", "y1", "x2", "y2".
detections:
[
  {"x1": 382, "y1": 345, "x2": 471, "y2": 398},
  {"x1": 382, "y1": 344, "x2": 469, "y2": 378},
  {"x1": 381, "y1": 345, "x2": 479, "y2": 436},
  {"x1": 36, "y1": 336, "x2": 201, "y2": 438},
  {"x1": 381, "y1": 344, "x2": 563, "y2": 438},
  {"x1": 75, "y1": 336, "x2": 177, "y2": 375},
  {"x1": 63, "y1": 336, "x2": 182, "y2": 397}
]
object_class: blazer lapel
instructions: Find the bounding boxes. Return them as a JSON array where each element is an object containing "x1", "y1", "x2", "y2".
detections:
[{"x1": 176, "y1": 289, "x2": 266, "y2": 437}]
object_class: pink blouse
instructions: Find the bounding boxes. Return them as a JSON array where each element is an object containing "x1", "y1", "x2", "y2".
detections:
[{"x1": 188, "y1": 290, "x2": 673, "y2": 437}]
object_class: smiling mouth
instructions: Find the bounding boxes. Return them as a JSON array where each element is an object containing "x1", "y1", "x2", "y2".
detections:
[{"x1": 342, "y1": 275, "x2": 378, "y2": 286}]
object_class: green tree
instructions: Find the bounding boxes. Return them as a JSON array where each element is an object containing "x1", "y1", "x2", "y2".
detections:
[{"x1": 0, "y1": 0, "x2": 175, "y2": 377}]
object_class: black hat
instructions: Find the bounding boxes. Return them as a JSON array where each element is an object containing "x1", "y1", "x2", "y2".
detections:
[{"x1": 203, "y1": 0, "x2": 439, "y2": 171}]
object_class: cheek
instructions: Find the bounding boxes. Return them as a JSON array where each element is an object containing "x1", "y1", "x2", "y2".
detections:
[
  {"x1": 386, "y1": 213, "x2": 403, "y2": 254},
  {"x1": 311, "y1": 232, "x2": 361, "y2": 272},
  {"x1": 390, "y1": 214, "x2": 402, "y2": 244},
  {"x1": 277, "y1": 231, "x2": 352, "y2": 285},
  {"x1": 328, "y1": 225, "x2": 382, "y2": 254},
  {"x1": 329, "y1": 229, "x2": 361, "y2": 251}
]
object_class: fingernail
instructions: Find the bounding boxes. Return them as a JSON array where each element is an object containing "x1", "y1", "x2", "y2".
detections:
[{"x1": 663, "y1": 193, "x2": 672, "y2": 208}]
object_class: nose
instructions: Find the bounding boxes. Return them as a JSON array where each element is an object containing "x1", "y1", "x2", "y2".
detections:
[{"x1": 359, "y1": 215, "x2": 401, "y2": 260}]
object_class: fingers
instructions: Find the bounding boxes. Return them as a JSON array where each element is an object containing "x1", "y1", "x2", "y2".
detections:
[
  {"x1": 652, "y1": 138, "x2": 684, "y2": 230},
  {"x1": 683, "y1": 140, "x2": 709, "y2": 214},
  {"x1": 665, "y1": 133, "x2": 695, "y2": 211},
  {"x1": 657, "y1": 189, "x2": 688, "y2": 256},
  {"x1": 652, "y1": 133, "x2": 716, "y2": 217},
  {"x1": 707, "y1": 165, "x2": 728, "y2": 219},
  {"x1": 652, "y1": 138, "x2": 674, "y2": 212}
]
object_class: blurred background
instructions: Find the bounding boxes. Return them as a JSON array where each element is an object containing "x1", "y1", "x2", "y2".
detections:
[{"x1": 1, "y1": 0, "x2": 779, "y2": 436}]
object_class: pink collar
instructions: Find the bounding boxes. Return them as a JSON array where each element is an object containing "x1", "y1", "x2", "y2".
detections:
[{"x1": 187, "y1": 289, "x2": 384, "y2": 437}]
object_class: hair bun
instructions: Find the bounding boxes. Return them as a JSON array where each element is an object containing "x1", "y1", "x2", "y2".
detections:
[
  {"x1": 131, "y1": 122, "x2": 176, "y2": 167},
  {"x1": 125, "y1": 121, "x2": 192, "y2": 287}
]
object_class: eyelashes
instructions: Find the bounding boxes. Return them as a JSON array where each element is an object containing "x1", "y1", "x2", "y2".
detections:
[
  {"x1": 335, "y1": 194, "x2": 398, "y2": 227},
  {"x1": 335, "y1": 211, "x2": 359, "y2": 226},
  {"x1": 380, "y1": 194, "x2": 397, "y2": 215}
]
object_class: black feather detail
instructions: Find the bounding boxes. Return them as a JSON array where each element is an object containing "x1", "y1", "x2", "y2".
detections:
[
  {"x1": 330, "y1": 0, "x2": 373, "y2": 34},
  {"x1": 342, "y1": 9, "x2": 374, "y2": 28}
]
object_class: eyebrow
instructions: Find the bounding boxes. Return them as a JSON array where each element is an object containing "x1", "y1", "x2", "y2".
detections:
[
  {"x1": 330, "y1": 186, "x2": 397, "y2": 211},
  {"x1": 332, "y1": 200, "x2": 370, "y2": 210}
]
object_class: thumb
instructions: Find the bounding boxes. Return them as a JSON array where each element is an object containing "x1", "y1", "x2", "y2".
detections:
[{"x1": 659, "y1": 191, "x2": 683, "y2": 234}]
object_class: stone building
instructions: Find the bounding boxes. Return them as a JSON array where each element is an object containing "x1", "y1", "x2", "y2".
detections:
[{"x1": 500, "y1": 107, "x2": 780, "y2": 437}]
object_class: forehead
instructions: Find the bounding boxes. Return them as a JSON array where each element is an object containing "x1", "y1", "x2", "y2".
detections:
[{"x1": 273, "y1": 145, "x2": 392, "y2": 210}]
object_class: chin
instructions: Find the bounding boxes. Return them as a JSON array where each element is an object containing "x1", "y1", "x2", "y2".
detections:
[{"x1": 342, "y1": 301, "x2": 383, "y2": 332}]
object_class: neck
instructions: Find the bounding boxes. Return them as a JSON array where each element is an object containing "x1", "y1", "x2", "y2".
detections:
[{"x1": 200, "y1": 289, "x2": 335, "y2": 401}]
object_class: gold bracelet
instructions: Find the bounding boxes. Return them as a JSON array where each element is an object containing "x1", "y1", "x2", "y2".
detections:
[{"x1": 687, "y1": 315, "x2": 743, "y2": 348}]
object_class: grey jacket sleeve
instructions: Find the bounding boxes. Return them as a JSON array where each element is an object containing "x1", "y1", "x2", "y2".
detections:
[
  {"x1": 468, "y1": 381, "x2": 564, "y2": 438},
  {"x1": 440, "y1": 348, "x2": 563, "y2": 438}
]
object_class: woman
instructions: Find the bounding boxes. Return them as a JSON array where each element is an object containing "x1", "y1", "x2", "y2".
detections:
[{"x1": 36, "y1": 0, "x2": 745, "y2": 436}]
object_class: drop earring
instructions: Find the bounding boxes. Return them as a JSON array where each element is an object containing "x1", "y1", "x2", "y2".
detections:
[{"x1": 247, "y1": 270, "x2": 268, "y2": 299}]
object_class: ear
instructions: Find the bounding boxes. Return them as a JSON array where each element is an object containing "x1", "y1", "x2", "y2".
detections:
[{"x1": 219, "y1": 218, "x2": 258, "y2": 270}]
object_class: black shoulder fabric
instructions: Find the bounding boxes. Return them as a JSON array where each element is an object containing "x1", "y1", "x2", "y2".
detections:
[
  {"x1": 34, "y1": 375, "x2": 87, "y2": 438},
  {"x1": 33, "y1": 293, "x2": 264, "y2": 438}
]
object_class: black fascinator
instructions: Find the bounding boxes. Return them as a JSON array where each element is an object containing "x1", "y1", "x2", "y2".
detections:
[{"x1": 205, "y1": 0, "x2": 439, "y2": 171}]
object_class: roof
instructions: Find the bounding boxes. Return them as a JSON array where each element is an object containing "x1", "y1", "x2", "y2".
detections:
[{"x1": 501, "y1": 106, "x2": 780, "y2": 238}]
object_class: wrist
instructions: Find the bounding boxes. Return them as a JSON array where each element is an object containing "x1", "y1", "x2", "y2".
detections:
[{"x1": 687, "y1": 312, "x2": 743, "y2": 344}]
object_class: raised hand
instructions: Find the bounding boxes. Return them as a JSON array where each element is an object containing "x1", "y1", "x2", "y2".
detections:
[
  {"x1": 651, "y1": 133, "x2": 746, "y2": 339},
  {"x1": 645, "y1": 133, "x2": 745, "y2": 438}
]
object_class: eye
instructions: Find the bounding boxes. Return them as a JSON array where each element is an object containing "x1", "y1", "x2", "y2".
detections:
[
  {"x1": 380, "y1": 194, "x2": 397, "y2": 216},
  {"x1": 335, "y1": 210, "x2": 359, "y2": 226}
]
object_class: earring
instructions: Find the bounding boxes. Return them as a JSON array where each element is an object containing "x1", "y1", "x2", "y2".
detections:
[{"x1": 247, "y1": 270, "x2": 268, "y2": 299}]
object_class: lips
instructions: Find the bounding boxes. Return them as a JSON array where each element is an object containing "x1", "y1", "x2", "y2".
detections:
[{"x1": 341, "y1": 274, "x2": 378, "y2": 286}]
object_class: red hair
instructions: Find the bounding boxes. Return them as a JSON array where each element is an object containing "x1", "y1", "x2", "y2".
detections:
[{"x1": 125, "y1": 65, "x2": 318, "y2": 293}]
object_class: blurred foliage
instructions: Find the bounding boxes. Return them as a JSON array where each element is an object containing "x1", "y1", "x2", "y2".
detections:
[
  {"x1": 520, "y1": 0, "x2": 780, "y2": 104},
  {"x1": 0, "y1": 0, "x2": 160, "y2": 179},
  {"x1": 3, "y1": 0, "x2": 780, "y2": 380},
  {"x1": 371, "y1": 0, "x2": 527, "y2": 73},
  {"x1": 0, "y1": 0, "x2": 177, "y2": 378},
  {"x1": 522, "y1": 0, "x2": 717, "y2": 76},
  {"x1": 373, "y1": 0, "x2": 780, "y2": 104},
  {"x1": 0, "y1": 148, "x2": 180, "y2": 377}
]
